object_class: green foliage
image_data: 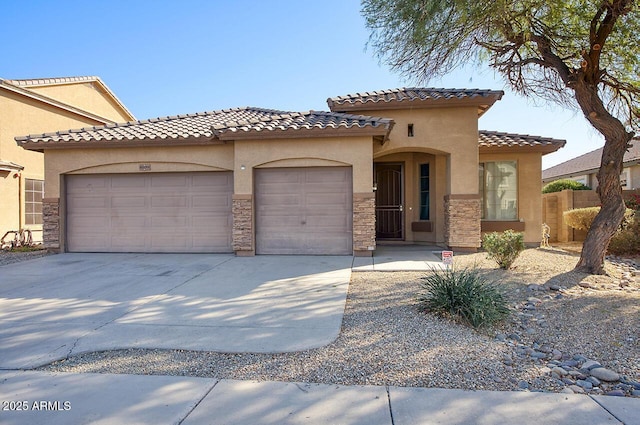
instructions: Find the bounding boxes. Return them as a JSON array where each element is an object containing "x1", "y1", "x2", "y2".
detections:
[
  {"x1": 542, "y1": 179, "x2": 591, "y2": 193},
  {"x1": 564, "y1": 207, "x2": 634, "y2": 231},
  {"x1": 362, "y1": 0, "x2": 639, "y2": 130},
  {"x1": 482, "y1": 230, "x2": 525, "y2": 269},
  {"x1": 608, "y1": 211, "x2": 640, "y2": 255},
  {"x1": 563, "y1": 207, "x2": 601, "y2": 230},
  {"x1": 418, "y1": 267, "x2": 510, "y2": 329},
  {"x1": 624, "y1": 193, "x2": 640, "y2": 210}
]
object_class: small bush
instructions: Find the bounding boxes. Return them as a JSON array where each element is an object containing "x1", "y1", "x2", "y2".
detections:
[
  {"x1": 542, "y1": 179, "x2": 591, "y2": 194},
  {"x1": 564, "y1": 207, "x2": 634, "y2": 231},
  {"x1": 418, "y1": 267, "x2": 510, "y2": 329},
  {"x1": 563, "y1": 207, "x2": 601, "y2": 231},
  {"x1": 482, "y1": 230, "x2": 525, "y2": 269},
  {"x1": 624, "y1": 193, "x2": 640, "y2": 211},
  {"x1": 608, "y1": 212, "x2": 640, "y2": 255}
]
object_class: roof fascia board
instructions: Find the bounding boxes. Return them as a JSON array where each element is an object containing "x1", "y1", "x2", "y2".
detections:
[
  {"x1": 0, "y1": 82, "x2": 117, "y2": 125},
  {"x1": 217, "y1": 126, "x2": 391, "y2": 141},
  {"x1": 330, "y1": 97, "x2": 500, "y2": 116},
  {"x1": 479, "y1": 145, "x2": 564, "y2": 155},
  {"x1": 6, "y1": 77, "x2": 135, "y2": 121},
  {"x1": 18, "y1": 136, "x2": 225, "y2": 152}
]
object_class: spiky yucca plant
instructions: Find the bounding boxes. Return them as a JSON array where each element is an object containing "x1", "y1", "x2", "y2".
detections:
[{"x1": 418, "y1": 267, "x2": 509, "y2": 329}]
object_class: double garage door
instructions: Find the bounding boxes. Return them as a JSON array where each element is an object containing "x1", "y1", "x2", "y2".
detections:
[
  {"x1": 66, "y1": 172, "x2": 233, "y2": 253},
  {"x1": 66, "y1": 168, "x2": 353, "y2": 255}
]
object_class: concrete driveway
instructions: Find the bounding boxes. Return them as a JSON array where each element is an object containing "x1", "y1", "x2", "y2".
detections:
[{"x1": 0, "y1": 253, "x2": 352, "y2": 369}]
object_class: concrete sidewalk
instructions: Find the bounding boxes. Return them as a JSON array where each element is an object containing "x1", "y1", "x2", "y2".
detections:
[
  {"x1": 1, "y1": 371, "x2": 638, "y2": 425},
  {"x1": 352, "y1": 245, "x2": 446, "y2": 271}
]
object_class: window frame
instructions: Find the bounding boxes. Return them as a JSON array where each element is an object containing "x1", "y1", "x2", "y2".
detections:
[
  {"x1": 419, "y1": 163, "x2": 430, "y2": 221},
  {"x1": 25, "y1": 178, "x2": 44, "y2": 226},
  {"x1": 479, "y1": 160, "x2": 518, "y2": 221}
]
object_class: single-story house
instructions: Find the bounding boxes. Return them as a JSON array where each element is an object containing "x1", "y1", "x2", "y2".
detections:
[
  {"x1": 16, "y1": 87, "x2": 565, "y2": 255},
  {"x1": 0, "y1": 76, "x2": 135, "y2": 243},
  {"x1": 542, "y1": 138, "x2": 640, "y2": 189}
]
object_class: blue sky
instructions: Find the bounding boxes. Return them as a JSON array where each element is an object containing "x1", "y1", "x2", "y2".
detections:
[{"x1": 3, "y1": 0, "x2": 606, "y2": 168}]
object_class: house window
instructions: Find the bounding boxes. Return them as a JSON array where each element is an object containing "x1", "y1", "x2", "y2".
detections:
[
  {"x1": 620, "y1": 168, "x2": 630, "y2": 188},
  {"x1": 419, "y1": 163, "x2": 429, "y2": 220},
  {"x1": 25, "y1": 179, "x2": 44, "y2": 225},
  {"x1": 479, "y1": 161, "x2": 517, "y2": 220}
]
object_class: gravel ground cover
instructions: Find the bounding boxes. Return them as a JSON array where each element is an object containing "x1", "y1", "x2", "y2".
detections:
[
  {"x1": 5, "y1": 248, "x2": 639, "y2": 397},
  {"x1": 0, "y1": 248, "x2": 51, "y2": 266}
]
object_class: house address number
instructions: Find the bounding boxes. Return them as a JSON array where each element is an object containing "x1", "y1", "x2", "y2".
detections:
[{"x1": 139, "y1": 164, "x2": 151, "y2": 171}]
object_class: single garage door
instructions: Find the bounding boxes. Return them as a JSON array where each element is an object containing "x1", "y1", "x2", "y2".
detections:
[
  {"x1": 66, "y1": 172, "x2": 232, "y2": 253},
  {"x1": 255, "y1": 167, "x2": 352, "y2": 255}
]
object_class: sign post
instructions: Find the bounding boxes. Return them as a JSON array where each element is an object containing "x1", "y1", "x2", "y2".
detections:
[{"x1": 441, "y1": 250, "x2": 453, "y2": 270}]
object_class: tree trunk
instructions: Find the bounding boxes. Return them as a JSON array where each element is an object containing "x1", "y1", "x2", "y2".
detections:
[
  {"x1": 573, "y1": 83, "x2": 633, "y2": 274},
  {"x1": 575, "y1": 138, "x2": 627, "y2": 274}
]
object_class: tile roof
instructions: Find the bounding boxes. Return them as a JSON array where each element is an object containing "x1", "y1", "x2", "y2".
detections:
[
  {"x1": 542, "y1": 138, "x2": 640, "y2": 181},
  {"x1": 479, "y1": 130, "x2": 566, "y2": 154},
  {"x1": 0, "y1": 160, "x2": 24, "y2": 172},
  {"x1": 16, "y1": 107, "x2": 394, "y2": 148},
  {"x1": 328, "y1": 87, "x2": 504, "y2": 115},
  {"x1": 3, "y1": 76, "x2": 102, "y2": 87},
  {"x1": 0, "y1": 76, "x2": 135, "y2": 123}
]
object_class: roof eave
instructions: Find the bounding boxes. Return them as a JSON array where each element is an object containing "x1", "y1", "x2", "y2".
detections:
[
  {"x1": 479, "y1": 143, "x2": 565, "y2": 155},
  {"x1": 17, "y1": 136, "x2": 225, "y2": 151},
  {"x1": 0, "y1": 81, "x2": 118, "y2": 125},
  {"x1": 329, "y1": 95, "x2": 503, "y2": 117},
  {"x1": 217, "y1": 125, "x2": 392, "y2": 141}
]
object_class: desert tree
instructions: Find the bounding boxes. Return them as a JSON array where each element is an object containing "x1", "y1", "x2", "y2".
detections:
[{"x1": 362, "y1": 0, "x2": 639, "y2": 273}]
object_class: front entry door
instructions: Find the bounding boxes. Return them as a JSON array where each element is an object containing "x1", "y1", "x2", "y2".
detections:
[{"x1": 375, "y1": 163, "x2": 404, "y2": 239}]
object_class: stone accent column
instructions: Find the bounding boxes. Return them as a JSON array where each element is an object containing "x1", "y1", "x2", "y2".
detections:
[
  {"x1": 42, "y1": 198, "x2": 60, "y2": 251},
  {"x1": 353, "y1": 192, "x2": 376, "y2": 257},
  {"x1": 444, "y1": 194, "x2": 481, "y2": 251},
  {"x1": 232, "y1": 194, "x2": 254, "y2": 256}
]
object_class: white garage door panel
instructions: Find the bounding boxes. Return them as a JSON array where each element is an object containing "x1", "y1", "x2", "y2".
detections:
[
  {"x1": 255, "y1": 167, "x2": 352, "y2": 255},
  {"x1": 66, "y1": 172, "x2": 232, "y2": 253}
]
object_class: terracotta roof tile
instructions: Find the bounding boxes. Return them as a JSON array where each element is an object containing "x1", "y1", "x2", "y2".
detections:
[
  {"x1": 328, "y1": 87, "x2": 504, "y2": 115},
  {"x1": 3, "y1": 76, "x2": 101, "y2": 87},
  {"x1": 479, "y1": 130, "x2": 566, "y2": 152},
  {"x1": 16, "y1": 107, "x2": 394, "y2": 147},
  {"x1": 542, "y1": 138, "x2": 640, "y2": 180}
]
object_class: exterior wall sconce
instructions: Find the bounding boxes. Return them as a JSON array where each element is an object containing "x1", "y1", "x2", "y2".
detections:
[
  {"x1": 408, "y1": 124, "x2": 414, "y2": 137},
  {"x1": 240, "y1": 165, "x2": 246, "y2": 170}
]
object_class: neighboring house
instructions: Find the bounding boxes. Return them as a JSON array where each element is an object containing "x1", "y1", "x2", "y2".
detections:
[
  {"x1": 0, "y1": 76, "x2": 135, "y2": 243},
  {"x1": 542, "y1": 138, "x2": 640, "y2": 189},
  {"x1": 16, "y1": 87, "x2": 564, "y2": 255}
]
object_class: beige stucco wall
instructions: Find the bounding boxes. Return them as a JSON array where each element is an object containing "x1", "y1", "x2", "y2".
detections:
[
  {"x1": 43, "y1": 144, "x2": 235, "y2": 198},
  {"x1": 374, "y1": 152, "x2": 447, "y2": 244},
  {"x1": 0, "y1": 90, "x2": 109, "y2": 240},
  {"x1": 234, "y1": 136, "x2": 373, "y2": 194},
  {"x1": 479, "y1": 151, "x2": 544, "y2": 244},
  {"x1": 368, "y1": 107, "x2": 480, "y2": 194},
  {"x1": 25, "y1": 82, "x2": 132, "y2": 123}
]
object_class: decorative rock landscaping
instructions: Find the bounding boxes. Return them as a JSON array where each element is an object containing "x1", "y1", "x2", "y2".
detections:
[{"x1": 17, "y1": 248, "x2": 640, "y2": 399}]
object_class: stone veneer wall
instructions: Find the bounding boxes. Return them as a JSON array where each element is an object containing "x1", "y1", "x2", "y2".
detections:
[
  {"x1": 42, "y1": 198, "x2": 60, "y2": 250},
  {"x1": 353, "y1": 192, "x2": 376, "y2": 256},
  {"x1": 444, "y1": 194, "x2": 481, "y2": 250},
  {"x1": 232, "y1": 195, "x2": 253, "y2": 254}
]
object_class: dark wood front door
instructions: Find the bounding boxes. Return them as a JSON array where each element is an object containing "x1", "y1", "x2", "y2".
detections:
[{"x1": 374, "y1": 163, "x2": 404, "y2": 239}]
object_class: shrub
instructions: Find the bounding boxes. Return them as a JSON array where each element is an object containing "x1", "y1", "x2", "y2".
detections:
[
  {"x1": 624, "y1": 193, "x2": 640, "y2": 211},
  {"x1": 418, "y1": 267, "x2": 510, "y2": 329},
  {"x1": 482, "y1": 230, "x2": 525, "y2": 269},
  {"x1": 608, "y1": 211, "x2": 640, "y2": 255},
  {"x1": 563, "y1": 207, "x2": 601, "y2": 231},
  {"x1": 564, "y1": 207, "x2": 634, "y2": 231},
  {"x1": 542, "y1": 179, "x2": 591, "y2": 194}
]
